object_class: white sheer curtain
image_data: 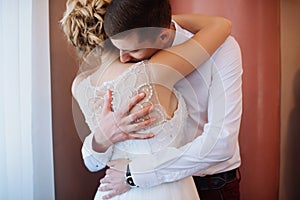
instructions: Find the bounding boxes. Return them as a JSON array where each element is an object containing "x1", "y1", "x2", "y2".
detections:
[{"x1": 0, "y1": 0, "x2": 54, "y2": 199}]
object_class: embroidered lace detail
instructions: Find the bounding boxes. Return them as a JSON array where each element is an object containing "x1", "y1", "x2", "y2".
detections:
[{"x1": 75, "y1": 61, "x2": 188, "y2": 157}]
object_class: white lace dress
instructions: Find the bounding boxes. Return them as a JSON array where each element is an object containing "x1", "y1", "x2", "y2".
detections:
[{"x1": 75, "y1": 61, "x2": 199, "y2": 200}]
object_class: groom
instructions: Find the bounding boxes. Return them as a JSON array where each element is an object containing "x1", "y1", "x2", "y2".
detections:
[{"x1": 83, "y1": 0, "x2": 243, "y2": 199}]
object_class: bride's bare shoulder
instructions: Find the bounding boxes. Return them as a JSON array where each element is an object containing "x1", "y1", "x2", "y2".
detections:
[{"x1": 71, "y1": 70, "x2": 95, "y2": 98}]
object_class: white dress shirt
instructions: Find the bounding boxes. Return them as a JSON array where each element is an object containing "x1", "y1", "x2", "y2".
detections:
[{"x1": 81, "y1": 22, "x2": 243, "y2": 188}]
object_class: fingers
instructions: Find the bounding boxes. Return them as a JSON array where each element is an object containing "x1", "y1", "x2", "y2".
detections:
[
  {"x1": 98, "y1": 170, "x2": 131, "y2": 199},
  {"x1": 123, "y1": 104, "x2": 153, "y2": 124},
  {"x1": 102, "y1": 188, "x2": 130, "y2": 200},
  {"x1": 99, "y1": 182, "x2": 131, "y2": 199},
  {"x1": 102, "y1": 192, "x2": 115, "y2": 200},
  {"x1": 106, "y1": 168, "x2": 125, "y2": 175},
  {"x1": 117, "y1": 105, "x2": 155, "y2": 134},
  {"x1": 99, "y1": 177, "x2": 110, "y2": 184},
  {"x1": 109, "y1": 131, "x2": 131, "y2": 144},
  {"x1": 108, "y1": 121, "x2": 155, "y2": 144},
  {"x1": 102, "y1": 90, "x2": 113, "y2": 114},
  {"x1": 98, "y1": 184, "x2": 114, "y2": 191},
  {"x1": 119, "y1": 93, "x2": 146, "y2": 115},
  {"x1": 100, "y1": 176, "x2": 121, "y2": 184},
  {"x1": 125, "y1": 117, "x2": 157, "y2": 133},
  {"x1": 128, "y1": 93, "x2": 146, "y2": 111},
  {"x1": 128, "y1": 132, "x2": 155, "y2": 140},
  {"x1": 102, "y1": 193, "x2": 114, "y2": 200}
]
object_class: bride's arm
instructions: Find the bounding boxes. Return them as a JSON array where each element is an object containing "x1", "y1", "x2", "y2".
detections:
[
  {"x1": 172, "y1": 14, "x2": 231, "y2": 36},
  {"x1": 150, "y1": 14, "x2": 231, "y2": 87},
  {"x1": 173, "y1": 13, "x2": 232, "y2": 55}
]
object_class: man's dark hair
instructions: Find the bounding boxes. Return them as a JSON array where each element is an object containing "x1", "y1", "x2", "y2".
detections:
[{"x1": 104, "y1": 0, "x2": 172, "y2": 40}]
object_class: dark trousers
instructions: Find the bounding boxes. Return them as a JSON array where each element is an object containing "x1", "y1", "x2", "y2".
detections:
[{"x1": 193, "y1": 169, "x2": 241, "y2": 200}]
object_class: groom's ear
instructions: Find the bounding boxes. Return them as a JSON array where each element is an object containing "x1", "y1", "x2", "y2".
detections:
[{"x1": 159, "y1": 29, "x2": 172, "y2": 44}]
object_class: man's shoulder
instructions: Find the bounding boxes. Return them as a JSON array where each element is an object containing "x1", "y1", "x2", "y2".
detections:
[
  {"x1": 212, "y1": 36, "x2": 241, "y2": 58},
  {"x1": 219, "y1": 36, "x2": 240, "y2": 49}
]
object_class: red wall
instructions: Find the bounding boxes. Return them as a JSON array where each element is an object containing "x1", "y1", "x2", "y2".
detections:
[
  {"x1": 50, "y1": 0, "x2": 105, "y2": 199},
  {"x1": 170, "y1": 0, "x2": 281, "y2": 199}
]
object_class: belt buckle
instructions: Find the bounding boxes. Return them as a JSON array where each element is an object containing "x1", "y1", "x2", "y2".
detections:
[{"x1": 209, "y1": 176, "x2": 227, "y2": 190}]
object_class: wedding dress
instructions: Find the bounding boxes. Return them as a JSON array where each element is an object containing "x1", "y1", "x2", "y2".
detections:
[{"x1": 75, "y1": 60, "x2": 200, "y2": 200}]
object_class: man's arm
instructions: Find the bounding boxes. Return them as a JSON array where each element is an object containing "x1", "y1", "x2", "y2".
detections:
[
  {"x1": 100, "y1": 36, "x2": 242, "y2": 195},
  {"x1": 129, "y1": 36, "x2": 243, "y2": 187}
]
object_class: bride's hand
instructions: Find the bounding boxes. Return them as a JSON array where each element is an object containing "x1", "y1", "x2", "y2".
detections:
[{"x1": 92, "y1": 90, "x2": 156, "y2": 152}]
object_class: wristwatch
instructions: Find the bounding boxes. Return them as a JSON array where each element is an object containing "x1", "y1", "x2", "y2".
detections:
[{"x1": 125, "y1": 164, "x2": 138, "y2": 187}]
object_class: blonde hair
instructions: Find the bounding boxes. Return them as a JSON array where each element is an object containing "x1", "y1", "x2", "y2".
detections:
[{"x1": 60, "y1": 0, "x2": 111, "y2": 58}]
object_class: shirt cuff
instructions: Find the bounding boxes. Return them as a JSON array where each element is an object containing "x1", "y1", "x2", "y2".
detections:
[
  {"x1": 82, "y1": 133, "x2": 113, "y2": 170},
  {"x1": 129, "y1": 162, "x2": 160, "y2": 188}
]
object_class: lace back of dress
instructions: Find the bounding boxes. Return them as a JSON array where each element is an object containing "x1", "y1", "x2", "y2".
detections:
[
  {"x1": 107, "y1": 61, "x2": 170, "y2": 129},
  {"x1": 75, "y1": 60, "x2": 188, "y2": 155}
]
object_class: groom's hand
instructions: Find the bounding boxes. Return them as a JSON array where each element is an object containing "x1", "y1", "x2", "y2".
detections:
[
  {"x1": 99, "y1": 159, "x2": 131, "y2": 199},
  {"x1": 93, "y1": 90, "x2": 156, "y2": 152}
]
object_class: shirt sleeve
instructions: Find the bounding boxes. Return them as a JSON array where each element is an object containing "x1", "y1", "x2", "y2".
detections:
[
  {"x1": 81, "y1": 132, "x2": 114, "y2": 172},
  {"x1": 129, "y1": 36, "x2": 243, "y2": 188}
]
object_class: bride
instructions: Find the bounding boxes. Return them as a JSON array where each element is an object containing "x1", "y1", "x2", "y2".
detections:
[{"x1": 60, "y1": 0, "x2": 231, "y2": 199}]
